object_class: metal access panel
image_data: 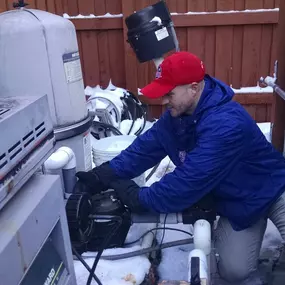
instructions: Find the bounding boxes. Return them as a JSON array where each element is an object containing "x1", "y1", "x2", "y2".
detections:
[
  {"x1": 0, "y1": 95, "x2": 55, "y2": 210},
  {"x1": 0, "y1": 174, "x2": 77, "y2": 285}
]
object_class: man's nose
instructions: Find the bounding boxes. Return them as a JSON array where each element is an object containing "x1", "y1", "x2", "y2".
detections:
[{"x1": 162, "y1": 97, "x2": 169, "y2": 105}]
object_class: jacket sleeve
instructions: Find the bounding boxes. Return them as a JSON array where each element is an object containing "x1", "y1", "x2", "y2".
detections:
[
  {"x1": 138, "y1": 117, "x2": 247, "y2": 213},
  {"x1": 109, "y1": 118, "x2": 167, "y2": 179}
]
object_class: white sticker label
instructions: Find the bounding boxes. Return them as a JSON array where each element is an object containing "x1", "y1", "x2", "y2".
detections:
[
  {"x1": 155, "y1": 27, "x2": 169, "y2": 41},
  {"x1": 63, "y1": 51, "x2": 83, "y2": 83},
  {"x1": 83, "y1": 132, "x2": 92, "y2": 171}
]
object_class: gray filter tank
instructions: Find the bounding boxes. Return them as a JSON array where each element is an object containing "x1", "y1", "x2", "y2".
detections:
[{"x1": 0, "y1": 8, "x2": 92, "y2": 171}]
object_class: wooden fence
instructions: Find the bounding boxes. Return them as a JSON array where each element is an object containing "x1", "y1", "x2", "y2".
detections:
[{"x1": 0, "y1": 0, "x2": 280, "y2": 121}]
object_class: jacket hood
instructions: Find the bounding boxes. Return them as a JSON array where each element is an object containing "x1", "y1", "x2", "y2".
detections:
[{"x1": 193, "y1": 75, "x2": 235, "y2": 118}]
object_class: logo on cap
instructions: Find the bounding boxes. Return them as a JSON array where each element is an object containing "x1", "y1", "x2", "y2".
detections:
[{"x1": 156, "y1": 65, "x2": 162, "y2": 79}]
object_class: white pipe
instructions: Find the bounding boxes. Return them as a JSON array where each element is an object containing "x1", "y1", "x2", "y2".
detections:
[
  {"x1": 153, "y1": 57, "x2": 164, "y2": 69},
  {"x1": 188, "y1": 249, "x2": 208, "y2": 282},
  {"x1": 44, "y1": 146, "x2": 76, "y2": 170},
  {"x1": 193, "y1": 219, "x2": 211, "y2": 255}
]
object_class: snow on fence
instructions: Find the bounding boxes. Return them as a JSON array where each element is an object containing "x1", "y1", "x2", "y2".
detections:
[{"x1": 0, "y1": 0, "x2": 280, "y2": 121}]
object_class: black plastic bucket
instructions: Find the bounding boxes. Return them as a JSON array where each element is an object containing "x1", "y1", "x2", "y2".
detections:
[{"x1": 125, "y1": 1, "x2": 176, "y2": 62}]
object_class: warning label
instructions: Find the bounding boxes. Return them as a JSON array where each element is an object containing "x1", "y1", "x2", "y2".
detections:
[
  {"x1": 63, "y1": 51, "x2": 83, "y2": 83},
  {"x1": 155, "y1": 27, "x2": 169, "y2": 41}
]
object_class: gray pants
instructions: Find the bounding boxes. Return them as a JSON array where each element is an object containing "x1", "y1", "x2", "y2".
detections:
[{"x1": 213, "y1": 191, "x2": 285, "y2": 284}]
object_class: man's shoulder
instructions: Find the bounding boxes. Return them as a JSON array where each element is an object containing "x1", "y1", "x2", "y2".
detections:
[{"x1": 198, "y1": 101, "x2": 252, "y2": 134}]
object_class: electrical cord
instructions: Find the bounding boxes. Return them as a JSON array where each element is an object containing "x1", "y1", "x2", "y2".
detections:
[
  {"x1": 83, "y1": 238, "x2": 193, "y2": 261},
  {"x1": 86, "y1": 215, "x2": 123, "y2": 285},
  {"x1": 72, "y1": 245, "x2": 103, "y2": 285},
  {"x1": 124, "y1": 226, "x2": 193, "y2": 246},
  {"x1": 160, "y1": 214, "x2": 168, "y2": 247}
]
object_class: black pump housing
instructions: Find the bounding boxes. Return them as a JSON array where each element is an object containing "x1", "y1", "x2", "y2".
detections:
[{"x1": 125, "y1": 1, "x2": 176, "y2": 62}]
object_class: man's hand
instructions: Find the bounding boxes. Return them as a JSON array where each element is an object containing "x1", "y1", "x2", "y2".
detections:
[
  {"x1": 109, "y1": 179, "x2": 147, "y2": 213},
  {"x1": 74, "y1": 162, "x2": 118, "y2": 195}
]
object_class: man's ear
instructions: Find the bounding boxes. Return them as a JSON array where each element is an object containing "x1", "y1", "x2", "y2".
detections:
[{"x1": 189, "y1": 83, "x2": 198, "y2": 92}]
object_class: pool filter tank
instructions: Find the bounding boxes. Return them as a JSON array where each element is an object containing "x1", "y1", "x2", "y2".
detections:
[{"x1": 0, "y1": 8, "x2": 92, "y2": 172}]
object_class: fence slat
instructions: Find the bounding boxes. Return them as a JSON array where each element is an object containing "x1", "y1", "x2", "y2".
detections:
[
  {"x1": 105, "y1": 0, "x2": 121, "y2": 14},
  {"x1": 244, "y1": 105, "x2": 257, "y2": 120},
  {"x1": 231, "y1": 0, "x2": 244, "y2": 88},
  {"x1": 255, "y1": 105, "x2": 267, "y2": 122},
  {"x1": 187, "y1": 0, "x2": 206, "y2": 71},
  {"x1": 260, "y1": 24, "x2": 274, "y2": 78},
  {"x1": 206, "y1": 0, "x2": 216, "y2": 11},
  {"x1": 215, "y1": 0, "x2": 234, "y2": 84},
  {"x1": 264, "y1": 0, "x2": 275, "y2": 8},
  {"x1": 46, "y1": 0, "x2": 56, "y2": 14},
  {"x1": 80, "y1": 31, "x2": 100, "y2": 87},
  {"x1": 107, "y1": 30, "x2": 125, "y2": 88},
  {"x1": 244, "y1": 0, "x2": 264, "y2": 9},
  {"x1": 55, "y1": 0, "x2": 64, "y2": 15},
  {"x1": 176, "y1": 0, "x2": 187, "y2": 13},
  {"x1": 94, "y1": 0, "x2": 106, "y2": 15},
  {"x1": 241, "y1": 26, "x2": 262, "y2": 86},
  {"x1": 165, "y1": 0, "x2": 176, "y2": 12},
  {"x1": 234, "y1": 0, "x2": 245, "y2": 10},
  {"x1": 36, "y1": 0, "x2": 47, "y2": 10},
  {"x1": 270, "y1": 25, "x2": 278, "y2": 75},
  {"x1": 135, "y1": 0, "x2": 150, "y2": 90},
  {"x1": 275, "y1": 0, "x2": 280, "y2": 7},
  {"x1": 204, "y1": 1, "x2": 216, "y2": 77},
  {"x1": 0, "y1": 0, "x2": 7, "y2": 12},
  {"x1": 122, "y1": 0, "x2": 138, "y2": 93},
  {"x1": 78, "y1": 0, "x2": 94, "y2": 15}
]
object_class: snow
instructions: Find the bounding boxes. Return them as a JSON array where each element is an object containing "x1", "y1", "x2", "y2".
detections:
[
  {"x1": 74, "y1": 248, "x2": 151, "y2": 285},
  {"x1": 171, "y1": 8, "x2": 279, "y2": 15},
  {"x1": 63, "y1": 13, "x2": 123, "y2": 19},
  {"x1": 62, "y1": 8, "x2": 278, "y2": 20},
  {"x1": 232, "y1": 85, "x2": 273, "y2": 94}
]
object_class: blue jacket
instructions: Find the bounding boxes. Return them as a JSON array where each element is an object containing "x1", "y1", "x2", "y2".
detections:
[{"x1": 110, "y1": 75, "x2": 285, "y2": 231}]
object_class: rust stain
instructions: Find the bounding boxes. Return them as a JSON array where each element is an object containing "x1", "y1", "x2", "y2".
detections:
[
  {"x1": 7, "y1": 179, "x2": 14, "y2": 194},
  {"x1": 16, "y1": 232, "x2": 27, "y2": 273}
]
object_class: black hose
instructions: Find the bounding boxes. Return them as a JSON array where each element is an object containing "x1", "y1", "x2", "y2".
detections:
[
  {"x1": 91, "y1": 121, "x2": 123, "y2": 137},
  {"x1": 72, "y1": 246, "x2": 103, "y2": 285},
  {"x1": 134, "y1": 103, "x2": 147, "y2": 136},
  {"x1": 125, "y1": 226, "x2": 193, "y2": 246},
  {"x1": 86, "y1": 215, "x2": 123, "y2": 285},
  {"x1": 125, "y1": 97, "x2": 136, "y2": 135},
  {"x1": 83, "y1": 238, "x2": 193, "y2": 261},
  {"x1": 145, "y1": 162, "x2": 161, "y2": 182}
]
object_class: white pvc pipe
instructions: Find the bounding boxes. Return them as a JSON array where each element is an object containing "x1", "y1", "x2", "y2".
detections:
[
  {"x1": 193, "y1": 219, "x2": 211, "y2": 255},
  {"x1": 153, "y1": 57, "x2": 164, "y2": 69},
  {"x1": 44, "y1": 146, "x2": 76, "y2": 170},
  {"x1": 188, "y1": 249, "x2": 208, "y2": 282}
]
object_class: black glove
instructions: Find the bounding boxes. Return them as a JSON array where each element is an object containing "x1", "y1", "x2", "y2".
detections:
[
  {"x1": 109, "y1": 179, "x2": 147, "y2": 213},
  {"x1": 75, "y1": 162, "x2": 118, "y2": 195}
]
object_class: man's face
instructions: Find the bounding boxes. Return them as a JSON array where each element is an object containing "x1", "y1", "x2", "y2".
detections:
[{"x1": 162, "y1": 84, "x2": 199, "y2": 117}]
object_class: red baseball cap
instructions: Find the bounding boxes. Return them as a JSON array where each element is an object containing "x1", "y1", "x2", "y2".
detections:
[{"x1": 141, "y1": 51, "x2": 206, "y2": 99}]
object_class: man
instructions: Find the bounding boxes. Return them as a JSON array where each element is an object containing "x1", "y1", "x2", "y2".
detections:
[{"x1": 76, "y1": 51, "x2": 285, "y2": 284}]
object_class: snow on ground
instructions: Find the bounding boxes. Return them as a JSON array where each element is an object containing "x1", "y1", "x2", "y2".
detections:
[{"x1": 75, "y1": 85, "x2": 283, "y2": 284}]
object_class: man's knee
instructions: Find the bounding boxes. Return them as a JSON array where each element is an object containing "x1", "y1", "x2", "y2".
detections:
[
  {"x1": 214, "y1": 217, "x2": 266, "y2": 283},
  {"x1": 218, "y1": 258, "x2": 254, "y2": 283}
]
